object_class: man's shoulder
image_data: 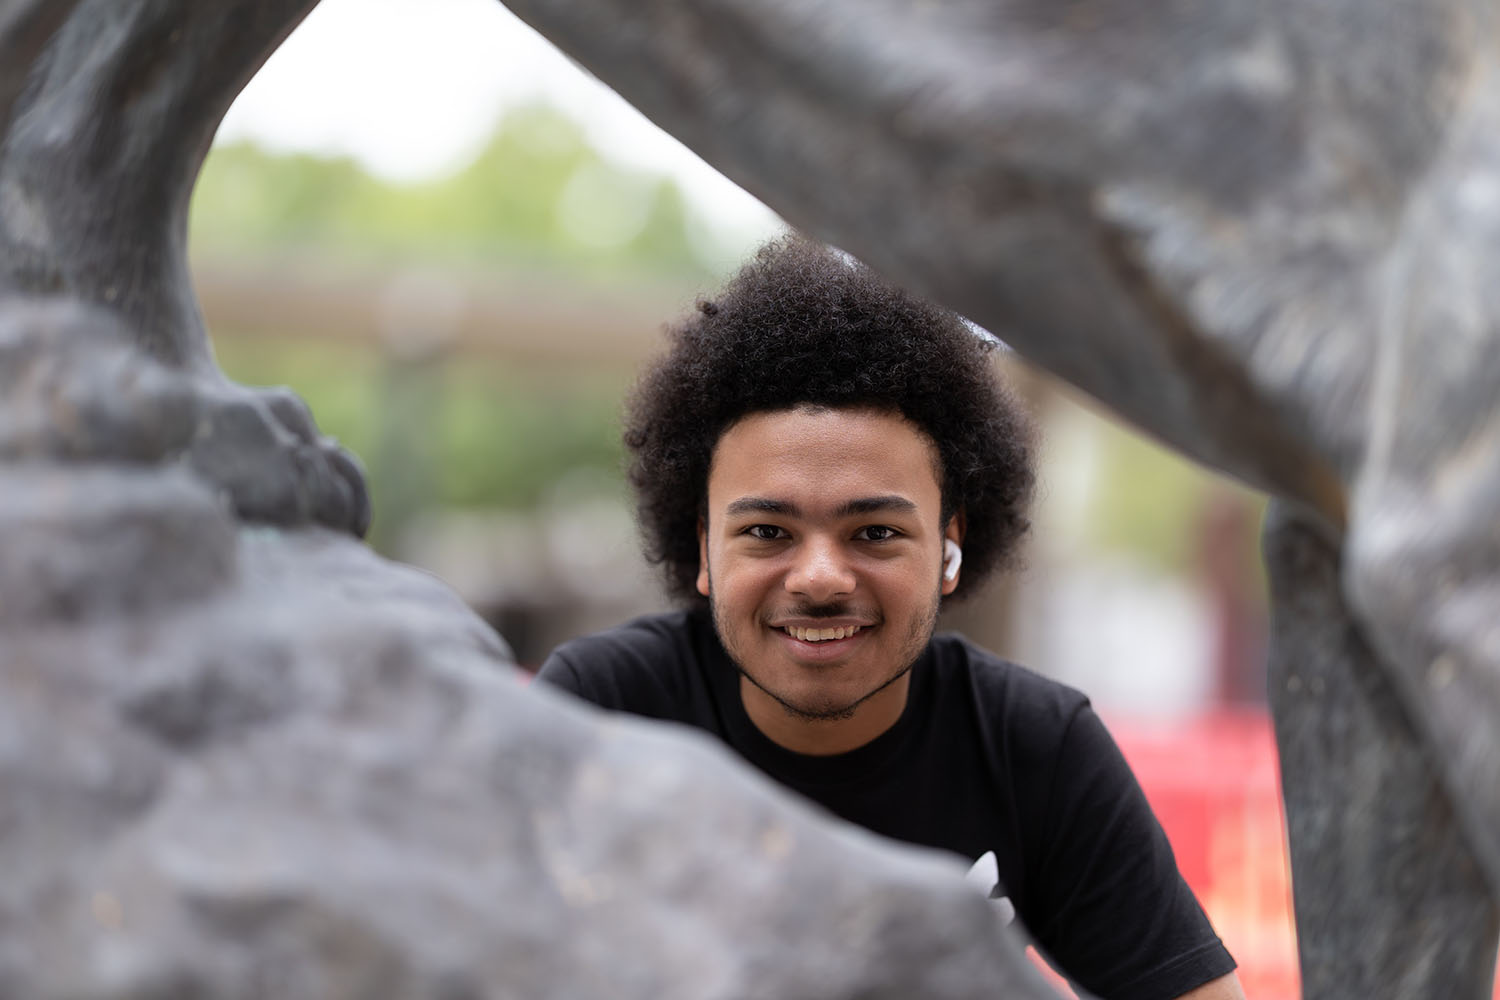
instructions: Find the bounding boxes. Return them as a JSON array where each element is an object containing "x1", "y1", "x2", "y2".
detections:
[
  {"x1": 535, "y1": 608, "x2": 713, "y2": 720},
  {"x1": 554, "y1": 608, "x2": 701, "y2": 659},
  {"x1": 926, "y1": 633, "x2": 1094, "y2": 752},
  {"x1": 929, "y1": 632, "x2": 1091, "y2": 715}
]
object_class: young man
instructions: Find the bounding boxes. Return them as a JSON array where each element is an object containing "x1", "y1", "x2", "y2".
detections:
[{"x1": 537, "y1": 237, "x2": 1245, "y2": 1000}]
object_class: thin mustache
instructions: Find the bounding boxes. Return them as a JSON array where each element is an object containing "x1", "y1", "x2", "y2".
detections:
[{"x1": 775, "y1": 604, "x2": 881, "y2": 623}]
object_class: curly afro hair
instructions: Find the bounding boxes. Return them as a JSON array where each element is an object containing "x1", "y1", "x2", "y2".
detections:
[{"x1": 624, "y1": 235, "x2": 1035, "y2": 604}]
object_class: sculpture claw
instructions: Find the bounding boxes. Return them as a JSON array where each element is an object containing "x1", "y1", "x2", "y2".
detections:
[{"x1": 185, "y1": 383, "x2": 372, "y2": 539}]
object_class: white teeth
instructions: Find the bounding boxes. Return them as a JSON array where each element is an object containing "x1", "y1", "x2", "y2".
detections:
[{"x1": 785, "y1": 625, "x2": 861, "y2": 642}]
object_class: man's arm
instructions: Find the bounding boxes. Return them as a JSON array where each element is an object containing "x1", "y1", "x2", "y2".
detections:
[
  {"x1": 533, "y1": 613, "x2": 711, "y2": 725},
  {"x1": 534, "y1": 649, "x2": 590, "y2": 700},
  {"x1": 1025, "y1": 701, "x2": 1239, "y2": 998}
]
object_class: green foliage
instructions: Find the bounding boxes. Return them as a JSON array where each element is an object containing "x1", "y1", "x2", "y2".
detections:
[
  {"x1": 191, "y1": 102, "x2": 714, "y2": 280},
  {"x1": 435, "y1": 361, "x2": 627, "y2": 509}
]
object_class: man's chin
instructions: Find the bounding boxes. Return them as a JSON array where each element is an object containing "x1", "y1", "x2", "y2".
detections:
[
  {"x1": 737, "y1": 668, "x2": 855, "y2": 721},
  {"x1": 769, "y1": 695, "x2": 860, "y2": 723}
]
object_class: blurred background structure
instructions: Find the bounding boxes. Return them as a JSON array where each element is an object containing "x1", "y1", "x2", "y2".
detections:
[{"x1": 193, "y1": 0, "x2": 1295, "y2": 993}]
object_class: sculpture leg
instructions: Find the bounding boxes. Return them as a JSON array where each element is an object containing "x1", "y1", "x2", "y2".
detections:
[
  {"x1": 1336, "y1": 65, "x2": 1500, "y2": 900},
  {"x1": 0, "y1": 0, "x2": 370, "y2": 537},
  {"x1": 1264, "y1": 501, "x2": 1498, "y2": 999}
]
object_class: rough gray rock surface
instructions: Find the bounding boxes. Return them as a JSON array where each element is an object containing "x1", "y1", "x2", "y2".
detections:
[
  {"x1": 1265, "y1": 503, "x2": 1499, "y2": 998},
  {"x1": 0, "y1": 465, "x2": 1050, "y2": 1000}
]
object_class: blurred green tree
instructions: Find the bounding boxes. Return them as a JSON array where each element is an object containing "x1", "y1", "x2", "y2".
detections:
[{"x1": 191, "y1": 102, "x2": 716, "y2": 280}]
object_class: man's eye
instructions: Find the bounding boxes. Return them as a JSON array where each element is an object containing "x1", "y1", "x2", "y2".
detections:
[
  {"x1": 856, "y1": 525, "x2": 899, "y2": 542},
  {"x1": 745, "y1": 525, "x2": 786, "y2": 541}
]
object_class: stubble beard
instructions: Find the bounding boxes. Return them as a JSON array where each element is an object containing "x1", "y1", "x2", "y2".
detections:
[{"x1": 709, "y1": 581, "x2": 943, "y2": 724}]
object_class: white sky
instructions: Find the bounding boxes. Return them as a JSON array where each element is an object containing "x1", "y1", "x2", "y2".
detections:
[{"x1": 216, "y1": 0, "x2": 781, "y2": 240}]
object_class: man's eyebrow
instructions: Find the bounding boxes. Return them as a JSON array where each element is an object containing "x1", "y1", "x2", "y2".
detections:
[
  {"x1": 725, "y1": 497, "x2": 799, "y2": 517},
  {"x1": 837, "y1": 495, "x2": 918, "y2": 517},
  {"x1": 723, "y1": 495, "x2": 919, "y2": 518}
]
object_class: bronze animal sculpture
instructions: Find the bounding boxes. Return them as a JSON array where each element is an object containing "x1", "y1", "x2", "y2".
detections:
[{"x1": 1, "y1": 0, "x2": 1495, "y2": 996}]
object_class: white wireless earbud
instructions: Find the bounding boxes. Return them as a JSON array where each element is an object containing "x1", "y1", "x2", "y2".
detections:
[{"x1": 943, "y1": 539, "x2": 963, "y2": 582}]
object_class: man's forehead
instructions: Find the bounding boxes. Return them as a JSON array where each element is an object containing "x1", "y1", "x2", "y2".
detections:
[
  {"x1": 708, "y1": 405, "x2": 943, "y2": 477},
  {"x1": 705, "y1": 409, "x2": 944, "y2": 524}
]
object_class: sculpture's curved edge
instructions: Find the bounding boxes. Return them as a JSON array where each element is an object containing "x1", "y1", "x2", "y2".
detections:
[{"x1": 0, "y1": 0, "x2": 321, "y2": 367}]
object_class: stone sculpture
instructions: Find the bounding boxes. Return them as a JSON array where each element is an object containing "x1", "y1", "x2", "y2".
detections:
[{"x1": 2, "y1": 0, "x2": 1495, "y2": 996}]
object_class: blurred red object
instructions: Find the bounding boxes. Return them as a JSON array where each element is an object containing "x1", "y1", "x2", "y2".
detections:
[
  {"x1": 1110, "y1": 710, "x2": 1500, "y2": 1000},
  {"x1": 1110, "y1": 710, "x2": 1299, "y2": 1000}
]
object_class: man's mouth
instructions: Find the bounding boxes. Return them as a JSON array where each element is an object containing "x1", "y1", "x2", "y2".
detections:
[{"x1": 781, "y1": 624, "x2": 863, "y2": 642}]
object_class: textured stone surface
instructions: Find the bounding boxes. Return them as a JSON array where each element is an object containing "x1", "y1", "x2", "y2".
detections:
[
  {"x1": 0, "y1": 480, "x2": 1052, "y2": 999},
  {"x1": 1265, "y1": 503, "x2": 1499, "y2": 998},
  {"x1": 0, "y1": 465, "x2": 235, "y2": 624},
  {"x1": 0, "y1": 0, "x2": 80, "y2": 132}
]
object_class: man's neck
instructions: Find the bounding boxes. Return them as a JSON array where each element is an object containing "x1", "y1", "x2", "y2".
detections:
[{"x1": 739, "y1": 672, "x2": 911, "y2": 756}]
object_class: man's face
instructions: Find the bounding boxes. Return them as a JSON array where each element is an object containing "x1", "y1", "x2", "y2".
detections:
[{"x1": 697, "y1": 406, "x2": 960, "y2": 727}]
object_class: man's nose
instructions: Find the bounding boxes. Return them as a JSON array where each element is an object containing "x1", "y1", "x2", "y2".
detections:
[{"x1": 785, "y1": 538, "x2": 855, "y2": 600}]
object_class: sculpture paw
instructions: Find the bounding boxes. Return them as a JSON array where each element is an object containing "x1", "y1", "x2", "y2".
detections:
[
  {"x1": 0, "y1": 298, "x2": 371, "y2": 538},
  {"x1": 185, "y1": 382, "x2": 372, "y2": 539}
]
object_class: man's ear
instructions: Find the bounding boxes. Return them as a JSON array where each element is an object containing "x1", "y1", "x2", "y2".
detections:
[
  {"x1": 696, "y1": 517, "x2": 710, "y2": 597},
  {"x1": 940, "y1": 512, "x2": 965, "y2": 596}
]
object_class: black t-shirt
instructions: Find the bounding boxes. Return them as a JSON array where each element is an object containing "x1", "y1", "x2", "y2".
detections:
[{"x1": 537, "y1": 608, "x2": 1236, "y2": 1000}]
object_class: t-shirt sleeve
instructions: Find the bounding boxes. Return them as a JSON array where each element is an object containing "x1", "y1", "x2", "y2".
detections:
[
  {"x1": 535, "y1": 647, "x2": 596, "y2": 702},
  {"x1": 1028, "y1": 704, "x2": 1236, "y2": 1000},
  {"x1": 533, "y1": 616, "x2": 712, "y2": 726}
]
